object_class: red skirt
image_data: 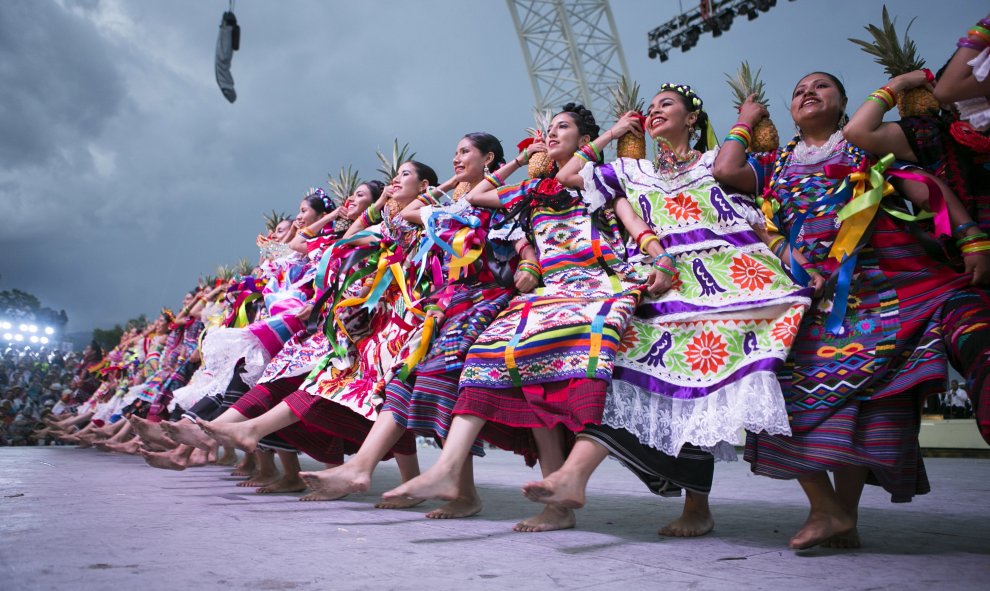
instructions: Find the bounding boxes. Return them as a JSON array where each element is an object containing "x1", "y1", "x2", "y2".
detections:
[{"x1": 284, "y1": 390, "x2": 416, "y2": 458}]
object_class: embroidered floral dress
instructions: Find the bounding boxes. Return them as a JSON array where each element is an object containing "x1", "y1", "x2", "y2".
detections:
[{"x1": 582, "y1": 151, "x2": 811, "y2": 460}]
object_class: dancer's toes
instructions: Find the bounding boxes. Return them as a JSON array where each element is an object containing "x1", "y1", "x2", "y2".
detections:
[
  {"x1": 141, "y1": 450, "x2": 187, "y2": 471},
  {"x1": 381, "y1": 470, "x2": 459, "y2": 502},
  {"x1": 298, "y1": 465, "x2": 370, "y2": 501},
  {"x1": 789, "y1": 509, "x2": 856, "y2": 550},
  {"x1": 522, "y1": 472, "x2": 585, "y2": 509},
  {"x1": 513, "y1": 504, "x2": 575, "y2": 533},
  {"x1": 375, "y1": 496, "x2": 425, "y2": 509},
  {"x1": 658, "y1": 509, "x2": 714, "y2": 538},
  {"x1": 256, "y1": 475, "x2": 307, "y2": 494},
  {"x1": 425, "y1": 495, "x2": 482, "y2": 519}
]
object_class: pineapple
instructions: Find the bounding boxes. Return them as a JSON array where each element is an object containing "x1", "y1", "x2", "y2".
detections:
[
  {"x1": 215, "y1": 265, "x2": 234, "y2": 282},
  {"x1": 725, "y1": 61, "x2": 779, "y2": 152},
  {"x1": 609, "y1": 76, "x2": 646, "y2": 159},
  {"x1": 526, "y1": 108, "x2": 555, "y2": 178},
  {"x1": 849, "y1": 5, "x2": 940, "y2": 117},
  {"x1": 262, "y1": 209, "x2": 290, "y2": 234},
  {"x1": 327, "y1": 165, "x2": 360, "y2": 209},
  {"x1": 376, "y1": 139, "x2": 415, "y2": 183},
  {"x1": 234, "y1": 258, "x2": 255, "y2": 278}
]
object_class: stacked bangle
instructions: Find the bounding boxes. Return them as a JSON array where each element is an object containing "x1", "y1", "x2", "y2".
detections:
[
  {"x1": 867, "y1": 86, "x2": 897, "y2": 111},
  {"x1": 517, "y1": 259, "x2": 541, "y2": 280},
  {"x1": 958, "y1": 232, "x2": 990, "y2": 257},
  {"x1": 424, "y1": 303, "x2": 442, "y2": 313},
  {"x1": 653, "y1": 252, "x2": 677, "y2": 277},
  {"x1": 725, "y1": 123, "x2": 752, "y2": 150},
  {"x1": 954, "y1": 221, "x2": 978, "y2": 237},
  {"x1": 959, "y1": 36, "x2": 988, "y2": 50},
  {"x1": 362, "y1": 205, "x2": 383, "y2": 226},
  {"x1": 968, "y1": 24, "x2": 990, "y2": 45},
  {"x1": 573, "y1": 142, "x2": 603, "y2": 164},
  {"x1": 299, "y1": 227, "x2": 316, "y2": 239},
  {"x1": 770, "y1": 236, "x2": 788, "y2": 258},
  {"x1": 484, "y1": 172, "x2": 504, "y2": 188},
  {"x1": 636, "y1": 229, "x2": 661, "y2": 253}
]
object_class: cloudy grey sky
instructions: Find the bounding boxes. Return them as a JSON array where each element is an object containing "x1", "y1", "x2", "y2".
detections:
[{"x1": 1, "y1": 0, "x2": 985, "y2": 336}]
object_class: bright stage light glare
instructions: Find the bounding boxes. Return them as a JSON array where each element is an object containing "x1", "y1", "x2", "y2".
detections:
[
  {"x1": 1, "y1": 321, "x2": 11, "y2": 329},
  {"x1": 2, "y1": 333, "x2": 11, "y2": 341},
  {"x1": 28, "y1": 325, "x2": 38, "y2": 333},
  {"x1": 40, "y1": 337, "x2": 50, "y2": 344},
  {"x1": 29, "y1": 336, "x2": 39, "y2": 344},
  {"x1": 14, "y1": 334, "x2": 23, "y2": 341},
  {"x1": 44, "y1": 327, "x2": 55, "y2": 335},
  {"x1": 19, "y1": 324, "x2": 28, "y2": 332}
]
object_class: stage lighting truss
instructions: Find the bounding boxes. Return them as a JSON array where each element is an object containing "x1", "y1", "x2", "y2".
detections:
[{"x1": 646, "y1": 0, "x2": 785, "y2": 62}]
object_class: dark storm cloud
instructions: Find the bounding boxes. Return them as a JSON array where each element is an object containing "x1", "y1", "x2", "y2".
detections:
[{"x1": 0, "y1": 0, "x2": 124, "y2": 170}]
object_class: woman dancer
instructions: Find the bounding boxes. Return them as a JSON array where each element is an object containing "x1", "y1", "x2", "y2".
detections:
[
  {"x1": 299, "y1": 132, "x2": 524, "y2": 518},
  {"x1": 383, "y1": 104, "x2": 648, "y2": 532},
  {"x1": 525, "y1": 83, "x2": 810, "y2": 537},
  {"x1": 713, "y1": 72, "x2": 990, "y2": 549}
]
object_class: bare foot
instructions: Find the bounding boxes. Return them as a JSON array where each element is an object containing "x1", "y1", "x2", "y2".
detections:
[
  {"x1": 199, "y1": 420, "x2": 258, "y2": 453},
  {"x1": 129, "y1": 416, "x2": 177, "y2": 450},
  {"x1": 658, "y1": 509, "x2": 714, "y2": 537},
  {"x1": 522, "y1": 471, "x2": 586, "y2": 509},
  {"x1": 375, "y1": 496, "x2": 425, "y2": 509},
  {"x1": 789, "y1": 509, "x2": 856, "y2": 550},
  {"x1": 381, "y1": 468, "x2": 459, "y2": 503},
  {"x1": 513, "y1": 504, "x2": 575, "y2": 533},
  {"x1": 213, "y1": 446, "x2": 239, "y2": 466},
  {"x1": 822, "y1": 528, "x2": 862, "y2": 549},
  {"x1": 298, "y1": 464, "x2": 372, "y2": 501},
  {"x1": 425, "y1": 494, "x2": 482, "y2": 519},
  {"x1": 161, "y1": 420, "x2": 215, "y2": 451},
  {"x1": 187, "y1": 447, "x2": 210, "y2": 467},
  {"x1": 299, "y1": 491, "x2": 343, "y2": 501},
  {"x1": 231, "y1": 454, "x2": 257, "y2": 477},
  {"x1": 106, "y1": 440, "x2": 141, "y2": 454},
  {"x1": 256, "y1": 475, "x2": 307, "y2": 494},
  {"x1": 237, "y1": 465, "x2": 281, "y2": 487},
  {"x1": 141, "y1": 449, "x2": 188, "y2": 471}
]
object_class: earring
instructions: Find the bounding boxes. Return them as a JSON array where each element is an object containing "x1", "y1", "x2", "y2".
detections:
[{"x1": 483, "y1": 164, "x2": 490, "y2": 175}]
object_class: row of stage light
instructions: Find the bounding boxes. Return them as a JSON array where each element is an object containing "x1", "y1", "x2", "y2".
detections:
[
  {"x1": 647, "y1": 0, "x2": 791, "y2": 63},
  {"x1": 1, "y1": 321, "x2": 57, "y2": 346}
]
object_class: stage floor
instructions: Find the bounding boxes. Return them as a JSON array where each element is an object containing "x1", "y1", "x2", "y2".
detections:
[{"x1": 2, "y1": 445, "x2": 989, "y2": 590}]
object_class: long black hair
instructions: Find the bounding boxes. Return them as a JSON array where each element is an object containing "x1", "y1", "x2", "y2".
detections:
[{"x1": 463, "y1": 132, "x2": 506, "y2": 170}]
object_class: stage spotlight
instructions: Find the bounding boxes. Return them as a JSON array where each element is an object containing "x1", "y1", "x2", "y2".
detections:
[
  {"x1": 658, "y1": 49, "x2": 669, "y2": 62},
  {"x1": 2, "y1": 333, "x2": 11, "y2": 341},
  {"x1": 14, "y1": 334, "x2": 23, "y2": 342},
  {"x1": 19, "y1": 324, "x2": 27, "y2": 332},
  {"x1": 1, "y1": 321, "x2": 10, "y2": 330},
  {"x1": 671, "y1": 34, "x2": 682, "y2": 47},
  {"x1": 711, "y1": 23, "x2": 722, "y2": 37},
  {"x1": 40, "y1": 337, "x2": 49, "y2": 345},
  {"x1": 718, "y1": 10, "x2": 734, "y2": 31},
  {"x1": 28, "y1": 325, "x2": 37, "y2": 333},
  {"x1": 29, "y1": 336, "x2": 39, "y2": 344},
  {"x1": 44, "y1": 327, "x2": 54, "y2": 335}
]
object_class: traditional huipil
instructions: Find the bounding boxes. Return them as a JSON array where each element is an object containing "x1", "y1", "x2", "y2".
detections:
[
  {"x1": 580, "y1": 152, "x2": 811, "y2": 464},
  {"x1": 455, "y1": 177, "x2": 645, "y2": 461},
  {"x1": 382, "y1": 196, "x2": 515, "y2": 455},
  {"x1": 744, "y1": 135, "x2": 990, "y2": 501}
]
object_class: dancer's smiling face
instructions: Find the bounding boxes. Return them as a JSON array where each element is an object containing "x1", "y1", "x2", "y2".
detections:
[
  {"x1": 790, "y1": 73, "x2": 847, "y2": 131},
  {"x1": 646, "y1": 91, "x2": 697, "y2": 143},
  {"x1": 452, "y1": 137, "x2": 492, "y2": 184},
  {"x1": 547, "y1": 112, "x2": 590, "y2": 161},
  {"x1": 344, "y1": 184, "x2": 374, "y2": 220}
]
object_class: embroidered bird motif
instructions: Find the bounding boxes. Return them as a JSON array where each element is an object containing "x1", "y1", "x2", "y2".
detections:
[
  {"x1": 638, "y1": 194, "x2": 656, "y2": 232},
  {"x1": 636, "y1": 331, "x2": 672, "y2": 368},
  {"x1": 692, "y1": 259, "x2": 726, "y2": 295},
  {"x1": 743, "y1": 330, "x2": 758, "y2": 355},
  {"x1": 710, "y1": 186, "x2": 736, "y2": 223}
]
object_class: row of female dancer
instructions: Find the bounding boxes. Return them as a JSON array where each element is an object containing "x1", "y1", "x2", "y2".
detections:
[{"x1": 48, "y1": 39, "x2": 990, "y2": 550}]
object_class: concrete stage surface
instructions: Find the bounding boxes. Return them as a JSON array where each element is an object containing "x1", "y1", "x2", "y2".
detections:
[{"x1": 1, "y1": 446, "x2": 988, "y2": 590}]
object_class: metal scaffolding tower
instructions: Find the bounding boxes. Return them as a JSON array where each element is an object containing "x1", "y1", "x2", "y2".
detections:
[{"x1": 506, "y1": 0, "x2": 629, "y2": 120}]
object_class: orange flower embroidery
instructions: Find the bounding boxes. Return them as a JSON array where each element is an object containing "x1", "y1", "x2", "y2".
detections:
[
  {"x1": 667, "y1": 193, "x2": 702, "y2": 222},
  {"x1": 685, "y1": 331, "x2": 729, "y2": 375},
  {"x1": 730, "y1": 255, "x2": 773, "y2": 291},
  {"x1": 618, "y1": 324, "x2": 639, "y2": 354},
  {"x1": 771, "y1": 313, "x2": 801, "y2": 348}
]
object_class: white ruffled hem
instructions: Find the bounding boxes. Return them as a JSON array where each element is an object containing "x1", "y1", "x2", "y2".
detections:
[
  {"x1": 603, "y1": 371, "x2": 792, "y2": 462},
  {"x1": 956, "y1": 97, "x2": 990, "y2": 132},
  {"x1": 169, "y1": 328, "x2": 270, "y2": 411},
  {"x1": 969, "y1": 47, "x2": 990, "y2": 82}
]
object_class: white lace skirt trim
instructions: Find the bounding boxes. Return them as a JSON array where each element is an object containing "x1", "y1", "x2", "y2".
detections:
[
  {"x1": 169, "y1": 328, "x2": 270, "y2": 411},
  {"x1": 603, "y1": 371, "x2": 792, "y2": 462}
]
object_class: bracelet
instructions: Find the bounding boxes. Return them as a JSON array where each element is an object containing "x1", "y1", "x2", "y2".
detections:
[
  {"x1": 773, "y1": 239, "x2": 788, "y2": 258},
  {"x1": 517, "y1": 259, "x2": 542, "y2": 271},
  {"x1": 654, "y1": 262, "x2": 677, "y2": 277},
  {"x1": 957, "y1": 232, "x2": 989, "y2": 246},
  {"x1": 959, "y1": 36, "x2": 988, "y2": 50},
  {"x1": 639, "y1": 234, "x2": 661, "y2": 253},
  {"x1": 968, "y1": 28, "x2": 990, "y2": 45},
  {"x1": 484, "y1": 172, "x2": 504, "y2": 188},
  {"x1": 960, "y1": 241, "x2": 990, "y2": 256},
  {"x1": 972, "y1": 24, "x2": 990, "y2": 38},
  {"x1": 521, "y1": 147, "x2": 529, "y2": 163},
  {"x1": 868, "y1": 86, "x2": 896, "y2": 111},
  {"x1": 725, "y1": 135, "x2": 748, "y2": 149},
  {"x1": 954, "y1": 221, "x2": 979, "y2": 237},
  {"x1": 299, "y1": 227, "x2": 316, "y2": 239},
  {"x1": 655, "y1": 252, "x2": 676, "y2": 267},
  {"x1": 574, "y1": 148, "x2": 593, "y2": 164},
  {"x1": 415, "y1": 194, "x2": 432, "y2": 205},
  {"x1": 424, "y1": 303, "x2": 442, "y2": 313},
  {"x1": 514, "y1": 240, "x2": 532, "y2": 256},
  {"x1": 635, "y1": 229, "x2": 657, "y2": 247},
  {"x1": 365, "y1": 205, "x2": 383, "y2": 225},
  {"x1": 768, "y1": 235, "x2": 785, "y2": 250},
  {"x1": 725, "y1": 125, "x2": 752, "y2": 150},
  {"x1": 732, "y1": 121, "x2": 753, "y2": 133}
]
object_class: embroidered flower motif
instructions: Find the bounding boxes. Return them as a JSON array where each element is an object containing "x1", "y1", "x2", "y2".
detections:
[
  {"x1": 771, "y1": 313, "x2": 801, "y2": 348},
  {"x1": 617, "y1": 325, "x2": 639, "y2": 354},
  {"x1": 666, "y1": 192, "x2": 702, "y2": 222},
  {"x1": 685, "y1": 331, "x2": 729, "y2": 375},
  {"x1": 856, "y1": 317, "x2": 876, "y2": 334},
  {"x1": 730, "y1": 255, "x2": 773, "y2": 291}
]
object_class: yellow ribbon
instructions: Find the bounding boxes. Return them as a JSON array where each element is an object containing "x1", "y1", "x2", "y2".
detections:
[
  {"x1": 397, "y1": 314, "x2": 436, "y2": 379},
  {"x1": 233, "y1": 293, "x2": 262, "y2": 328},
  {"x1": 828, "y1": 154, "x2": 895, "y2": 262},
  {"x1": 447, "y1": 227, "x2": 484, "y2": 281},
  {"x1": 332, "y1": 250, "x2": 394, "y2": 341}
]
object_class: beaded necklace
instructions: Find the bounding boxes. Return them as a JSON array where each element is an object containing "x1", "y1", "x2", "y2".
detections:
[{"x1": 653, "y1": 137, "x2": 700, "y2": 177}]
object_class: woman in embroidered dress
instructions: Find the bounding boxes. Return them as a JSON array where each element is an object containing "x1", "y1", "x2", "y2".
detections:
[
  {"x1": 156, "y1": 186, "x2": 379, "y2": 480},
  {"x1": 843, "y1": 66, "x2": 990, "y2": 444},
  {"x1": 197, "y1": 164, "x2": 438, "y2": 499},
  {"x1": 713, "y1": 71, "x2": 990, "y2": 550},
  {"x1": 383, "y1": 104, "x2": 649, "y2": 533},
  {"x1": 523, "y1": 83, "x2": 811, "y2": 537},
  {"x1": 299, "y1": 132, "x2": 531, "y2": 517}
]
